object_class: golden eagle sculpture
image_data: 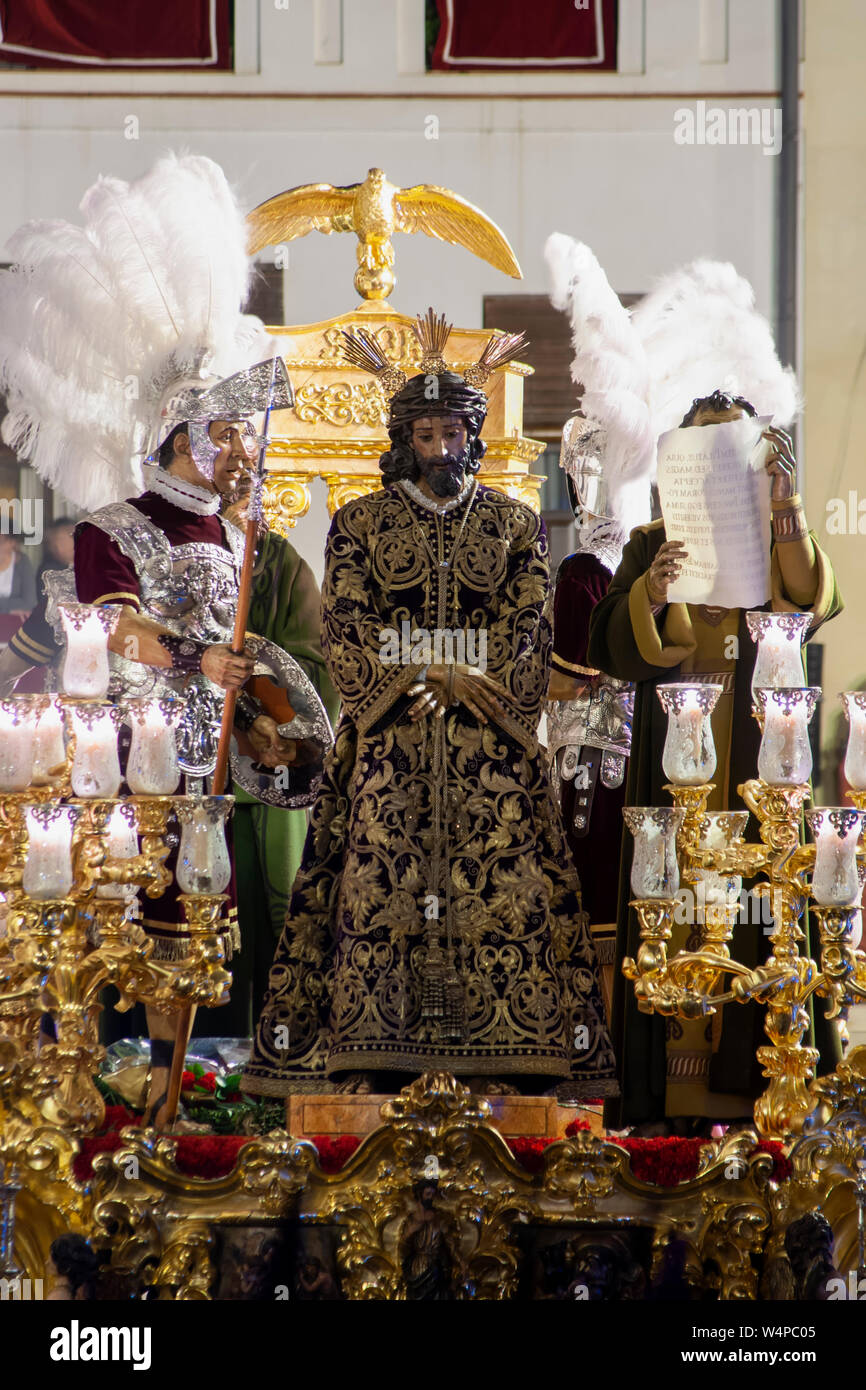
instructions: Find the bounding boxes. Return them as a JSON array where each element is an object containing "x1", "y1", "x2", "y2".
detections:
[{"x1": 247, "y1": 166, "x2": 522, "y2": 301}]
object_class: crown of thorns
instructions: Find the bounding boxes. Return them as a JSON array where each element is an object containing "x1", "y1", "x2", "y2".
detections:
[{"x1": 338, "y1": 307, "x2": 528, "y2": 399}]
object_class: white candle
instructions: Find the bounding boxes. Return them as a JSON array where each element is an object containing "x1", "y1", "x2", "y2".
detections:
[
  {"x1": 746, "y1": 611, "x2": 809, "y2": 701},
  {"x1": 0, "y1": 696, "x2": 39, "y2": 792},
  {"x1": 97, "y1": 804, "x2": 139, "y2": 900},
  {"x1": 756, "y1": 687, "x2": 819, "y2": 785},
  {"x1": 70, "y1": 705, "x2": 123, "y2": 799},
  {"x1": 59, "y1": 603, "x2": 119, "y2": 700},
  {"x1": 658, "y1": 684, "x2": 721, "y2": 786},
  {"x1": 806, "y1": 808, "x2": 865, "y2": 906},
  {"x1": 842, "y1": 693, "x2": 866, "y2": 791},
  {"x1": 176, "y1": 797, "x2": 233, "y2": 895},
  {"x1": 697, "y1": 812, "x2": 749, "y2": 908},
  {"x1": 22, "y1": 804, "x2": 80, "y2": 900},
  {"x1": 126, "y1": 698, "x2": 180, "y2": 796},
  {"x1": 31, "y1": 699, "x2": 66, "y2": 784},
  {"x1": 623, "y1": 807, "x2": 684, "y2": 899}
]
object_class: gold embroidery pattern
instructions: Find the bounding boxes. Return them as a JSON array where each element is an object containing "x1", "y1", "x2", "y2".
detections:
[{"x1": 243, "y1": 484, "x2": 617, "y2": 1098}]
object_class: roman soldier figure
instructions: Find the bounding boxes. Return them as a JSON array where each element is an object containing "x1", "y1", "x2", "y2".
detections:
[{"x1": 0, "y1": 153, "x2": 328, "y2": 1125}]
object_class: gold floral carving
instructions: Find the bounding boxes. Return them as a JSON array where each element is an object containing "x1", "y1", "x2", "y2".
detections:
[
  {"x1": 293, "y1": 378, "x2": 388, "y2": 428},
  {"x1": 17, "y1": 1064, "x2": 866, "y2": 1299},
  {"x1": 262, "y1": 474, "x2": 312, "y2": 534},
  {"x1": 321, "y1": 472, "x2": 382, "y2": 515}
]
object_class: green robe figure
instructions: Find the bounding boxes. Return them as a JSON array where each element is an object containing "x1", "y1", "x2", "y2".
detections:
[
  {"x1": 587, "y1": 392, "x2": 843, "y2": 1129},
  {"x1": 200, "y1": 520, "x2": 339, "y2": 1037}
]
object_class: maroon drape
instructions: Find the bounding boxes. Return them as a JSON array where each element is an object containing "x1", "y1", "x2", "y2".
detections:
[
  {"x1": 432, "y1": 0, "x2": 617, "y2": 71},
  {"x1": 0, "y1": 0, "x2": 231, "y2": 69}
]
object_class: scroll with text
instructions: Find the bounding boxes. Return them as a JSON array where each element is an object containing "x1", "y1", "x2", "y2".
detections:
[{"x1": 656, "y1": 416, "x2": 773, "y2": 609}]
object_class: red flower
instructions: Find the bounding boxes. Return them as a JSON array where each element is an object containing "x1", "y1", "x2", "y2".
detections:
[
  {"x1": 610, "y1": 1136, "x2": 710, "y2": 1187},
  {"x1": 751, "y1": 1140, "x2": 793, "y2": 1183},
  {"x1": 196, "y1": 1071, "x2": 217, "y2": 1093},
  {"x1": 312, "y1": 1134, "x2": 362, "y2": 1173},
  {"x1": 174, "y1": 1135, "x2": 249, "y2": 1179},
  {"x1": 181, "y1": 1070, "x2": 196, "y2": 1090},
  {"x1": 72, "y1": 1106, "x2": 139, "y2": 1181},
  {"x1": 506, "y1": 1136, "x2": 555, "y2": 1173},
  {"x1": 564, "y1": 1118, "x2": 591, "y2": 1136}
]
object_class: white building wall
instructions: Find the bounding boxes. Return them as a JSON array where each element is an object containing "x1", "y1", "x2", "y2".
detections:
[{"x1": 0, "y1": 0, "x2": 784, "y2": 579}]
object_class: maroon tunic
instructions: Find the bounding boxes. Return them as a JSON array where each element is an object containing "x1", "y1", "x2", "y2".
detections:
[
  {"x1": 551, "y1": 550, "x2": 625, "y2": 930},
  {"x1": 74, "y1": 493, "x2": 229, "y2": 609},
  {"x1": 73, "y1": 492, "x2": 237, "y2": 950}
]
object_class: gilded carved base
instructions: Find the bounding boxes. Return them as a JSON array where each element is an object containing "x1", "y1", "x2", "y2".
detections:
[{"x1": 6, "y1": 1059, "x2": 866, "y2": 1301}]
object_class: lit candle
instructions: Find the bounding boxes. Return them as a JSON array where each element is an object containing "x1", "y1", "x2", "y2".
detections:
[
  {"x1": 22, "y1": 804, "x2": 81, "y2": 900},
  {"x1": 745, "y1": 611, "x2": 810, "y2": 702},
  {"x1": 697, "y1": 812, "x2": 750, "y2": 907},
  {"x1": 623, "y1": 807, "x2": 684, "y2": 899},
  {"x1": 175, "y1": 796, "x2": 233, "y2": 895},
  {"x1": 841, "y1": 692, "x2": 866, "y2": 791},
  {"x1": 125, "y1": 698, "x2": 181, "y2": 796},
  {"x1": 70, "y1": 704, "x2": 124, "y2": 799},
  {"x1": 97, "y1": 803, "x2": 139, "y2": 900},
  {"x1": 657, "y1": 683, "x2": 722, "y2": 786},
  {"x1": 59, "y1": 603, "x2": 120, "y2": 700},
  {"x1": 0, "y1": 696, "x2": 40, "y2": 792},
  {"x1": 31, "y1": 699, "x2": 66, "y2": 785},
  {"x1": 806, "y1": 808, "x2": 865, "y2": 906},
  {"x1": 756, "y1": 687, "x2": 820, "y2": 785}
]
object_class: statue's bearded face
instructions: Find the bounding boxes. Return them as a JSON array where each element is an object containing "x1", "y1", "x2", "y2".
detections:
[{"x1": 411, "y1": 414, "x2": 471, "y2": 498}]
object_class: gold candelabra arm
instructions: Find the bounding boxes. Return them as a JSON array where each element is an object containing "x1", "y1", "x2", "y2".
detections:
[
  {"x1": 171, "y1": 894, "x2": 233, "y2": 1010},
  {"x1": 738, "y1": 779, "x2": 809, "y2": 857},
  {"x1": 809, "y1": 905, "x2": 866, "y2": 1019},
  {"x1": 663, "y1": 783, "x2": 714, "y2": 858}
]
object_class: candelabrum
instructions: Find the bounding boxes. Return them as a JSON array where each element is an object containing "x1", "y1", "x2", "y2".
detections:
[
  {"x1": 0, "y1": 607, "x2": 235, "y2": 1156},
  {"x1": 623, "y1": 610, "x2": 866, "y2": 1140}
]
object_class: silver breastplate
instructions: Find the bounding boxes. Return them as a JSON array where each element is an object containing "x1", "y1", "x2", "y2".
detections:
[
  {"x1": 48, "y1": 502, "x2": 243, "y2": 777},
  {"x1": 548, "y1": 675, "x2": 634, "y2": 790}
]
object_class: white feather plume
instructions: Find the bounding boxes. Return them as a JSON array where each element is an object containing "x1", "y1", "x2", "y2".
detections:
[
  {"x1": 544, "y1": 233, "x2": 654, "y2": 533},
  {"x1": 0, "y1": 153, "x2": 264, "y2": 511},
  {"x1": 632, "y1": 259, "x2": 800, "y2": 452}
]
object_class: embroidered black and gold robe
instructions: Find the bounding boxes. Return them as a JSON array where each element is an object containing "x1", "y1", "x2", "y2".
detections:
[{"x1": 243, "y1": 480, "x2": 617, "y2": 1096}]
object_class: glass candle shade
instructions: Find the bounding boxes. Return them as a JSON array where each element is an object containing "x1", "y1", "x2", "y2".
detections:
[
  {"x1": 0, "y1": 695, "x2": 41, "y2": 792},
  {"x1": 97, "y1": 803, "x2": 139, "y2": 900},
  {"x1": 805, "y1": 808, "x2": 866, "y2": 906},
  {"x1": 697, "y1": 811, "x2": 750, "y2": 850},
  {"x1": 755, "y1": 687, "x2": 820, "y2": 786},
  {"x1": 69, "y1": 704, "x2": 124, "y2": 799},
  {"x1": 657, "y1": 683, "x2": 722, "y2": 786},
  {"x1": 745, "y1": 611, "x2": 810, "y2": 702},
  {"x1": 841, "y1": 692, "x2": 866, "y2": 792},
  {"x1": 59, "y1": 603, "x2": 120, "y2": 699},
  {"x1": 175, "y1": 796, "x2": 233, "y2": 895},
  {"x1": 31, "y1": 698, "x2": 67, "y2": 785},
  {"x1": 696, "y1": 811, "x2": 750, "y2": 907},
  {"x1": 623, "y1": 806, "x2": 685, "y2": 899},
  {"x1": 22, "y1": 804, "x2": 81, "y2": 900},
  {"x1": 125, "y1": 697, "x2": 181, "y2": 796}
]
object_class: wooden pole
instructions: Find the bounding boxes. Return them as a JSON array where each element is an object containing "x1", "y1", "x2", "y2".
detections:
[{"x1": 164, "y1": 447, "x2": 269, "y2": 1129}]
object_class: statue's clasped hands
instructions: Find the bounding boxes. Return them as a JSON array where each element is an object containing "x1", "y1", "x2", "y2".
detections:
[{"x1": 407, "y1": 663, "x2": 508, "y2": 724}]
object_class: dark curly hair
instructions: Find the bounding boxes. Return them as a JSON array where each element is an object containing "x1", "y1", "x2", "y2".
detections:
[
  {"x1": 50, "y1": 1233, "x2": 100, "y2": 1299},
  {"x1": 680, "y1": 389, "x2": 757, "y2": 427},
  {"x1": 379, "y1": 371, "x2": 488, "y2": 484}
]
